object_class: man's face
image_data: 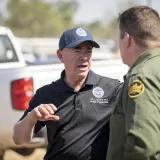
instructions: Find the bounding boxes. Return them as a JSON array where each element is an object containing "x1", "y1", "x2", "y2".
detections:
[{"x1": 58, "y1": 41, "x2": 93, "y2": 78}]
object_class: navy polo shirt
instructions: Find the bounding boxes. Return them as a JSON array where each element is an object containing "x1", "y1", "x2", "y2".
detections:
[{"x1": 20, "y1": 70, "x2": 121, "y2": 160}]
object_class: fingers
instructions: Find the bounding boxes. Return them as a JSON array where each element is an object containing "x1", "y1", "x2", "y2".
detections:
[
  {"x1": 44, "y1": 114, "x2": 60, "y2": 121},
  {"x1": 31, "y1": 104, "x2": 59, "y2": 121},
  {"x1": 47, "y1": 104, "x2": 57, "y2": 112},
  {"x1": 38, "y1": 105, "x2": 49, "y2": 115},
  {"x1": 38, "y1": 104, "x2": 57, "y2": 115}
]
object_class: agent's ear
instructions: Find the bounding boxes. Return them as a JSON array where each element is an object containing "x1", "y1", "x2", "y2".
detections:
[
  {"x1": 125, "y1": 32, "x2": 131, "y2": 48},
  {"x1": 57, "y1": 49, "x2": 64, "y2": 63}
]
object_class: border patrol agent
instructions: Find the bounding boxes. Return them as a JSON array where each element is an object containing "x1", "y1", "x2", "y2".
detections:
[
  {"x1": 107, "y1": 6, "x2": 160, "y2": 160},
  {"x1": 13, "y1": 27, "x2": 121, "y2": 160}
]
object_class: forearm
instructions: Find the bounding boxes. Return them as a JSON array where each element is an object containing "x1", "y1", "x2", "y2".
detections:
[
  {"x1": 13, "y1": 103, "x2": 59, "y2": 145},
  {"x1": 13, "y1": 113, "x2": 37, "y2": 145}
]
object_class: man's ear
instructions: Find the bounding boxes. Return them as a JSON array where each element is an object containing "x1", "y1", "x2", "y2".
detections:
[
  {"x1": 125, "y1": 32, "x2": 131, "y2": 48},
  {"x1": 57, "y1": 49, "x2": 63, "y2": 63}
]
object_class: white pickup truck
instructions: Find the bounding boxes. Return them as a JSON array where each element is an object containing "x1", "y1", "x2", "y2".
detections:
[{"x1": 0, "y1": 26, "x2": 128, "y2": 159}]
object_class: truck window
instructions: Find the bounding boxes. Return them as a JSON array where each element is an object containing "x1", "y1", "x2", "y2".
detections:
[{"x1": 0, "y1": 35, "x2": 18, "y2": 63}]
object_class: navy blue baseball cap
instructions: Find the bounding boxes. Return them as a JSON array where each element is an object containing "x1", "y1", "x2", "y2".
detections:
[{"x1": 59, "y1": 27, "x2": 100, "y2": 50}]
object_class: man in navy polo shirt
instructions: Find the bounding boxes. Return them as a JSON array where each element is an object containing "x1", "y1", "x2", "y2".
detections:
[{"x1": 13, "y1": 27, "x2": 121, "y2": 160}]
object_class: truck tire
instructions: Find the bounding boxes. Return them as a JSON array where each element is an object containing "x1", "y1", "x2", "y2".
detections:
[{"x1": 13, "y1": 148, "x2": 35, "y2": 156}]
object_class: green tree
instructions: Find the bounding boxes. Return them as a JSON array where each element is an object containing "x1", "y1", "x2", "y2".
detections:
[
  {"x1": 81, "y1": 21, "x2": 107, "y2": 39},
  {"x1": 104, "y1": 0, "x2": 140, "y2": 40},
  {"x1": 5, "y1": 0, "x2": 64, "y2": 37},
  {"x1": 55, "y1": 0, "x2": 79, "y2": 30}
]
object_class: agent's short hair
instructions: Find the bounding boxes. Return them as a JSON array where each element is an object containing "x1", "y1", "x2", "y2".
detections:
[{"x1": 118, "y1": 6, "x2": 160, "y2": 47}]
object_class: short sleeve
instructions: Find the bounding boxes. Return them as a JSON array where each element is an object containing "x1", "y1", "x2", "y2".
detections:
[{"x1": 123, "y1": 74, "x2": 160, "y2": 160}]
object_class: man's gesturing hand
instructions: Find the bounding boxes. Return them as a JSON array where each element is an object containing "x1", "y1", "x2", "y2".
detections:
[{"x1": 30, "y1": 104, "x2": 60, "y2": 122}]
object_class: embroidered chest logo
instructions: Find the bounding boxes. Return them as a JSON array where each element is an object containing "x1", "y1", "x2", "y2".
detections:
[
  {"x1": 90, "y1": 87, "x2": 108, "y2": 104},
  {"x1": 128, "y1": 80, "x2": 145, "y2": 98},
  {"x1": 93, "y1": 87, "x2": 104, "y2": 98}
]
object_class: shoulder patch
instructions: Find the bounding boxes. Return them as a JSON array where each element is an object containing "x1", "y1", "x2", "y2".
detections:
[{"x1": 128, "y1": 80, "x2": 145, "y2": 98}]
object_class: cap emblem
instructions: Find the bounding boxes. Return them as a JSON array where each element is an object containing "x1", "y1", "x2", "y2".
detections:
[{"x1": 76, "y1": 28, "x2": 87, "y2": 36}]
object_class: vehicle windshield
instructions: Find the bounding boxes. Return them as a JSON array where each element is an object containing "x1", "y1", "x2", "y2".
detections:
[{"x1": 0, "y1": 35, "x2": 18, "y2": 63}]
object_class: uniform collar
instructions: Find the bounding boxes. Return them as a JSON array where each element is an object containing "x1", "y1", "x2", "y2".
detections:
[
  {"x1": 129, "y1": 47, "x2": 160, "y2": 73},
  {"x1": 54, "y1": 70, "x2": 98, "y2": 92}
]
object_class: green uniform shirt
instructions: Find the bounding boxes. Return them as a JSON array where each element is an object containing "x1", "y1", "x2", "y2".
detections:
[{"x1": 107, "y1": 48, "x2": 160, "y2": 160}]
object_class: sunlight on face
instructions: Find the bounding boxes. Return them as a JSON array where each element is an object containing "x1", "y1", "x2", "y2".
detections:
[{"x1": 61, "y1": 41, "x2": 93, "y2": 78}]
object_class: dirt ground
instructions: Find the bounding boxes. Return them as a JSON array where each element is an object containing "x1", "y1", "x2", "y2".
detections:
[{"x1": 4, "y1": 148, "x2": 46, "y2": 160}]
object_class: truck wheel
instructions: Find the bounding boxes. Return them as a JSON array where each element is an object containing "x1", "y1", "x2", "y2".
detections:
[
  {"x1": 13, "y1": 148, "x2": 35, "y2": 156},
  {"x1": 0, "y1": 151, "x2": 4, "y2": 160}
]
